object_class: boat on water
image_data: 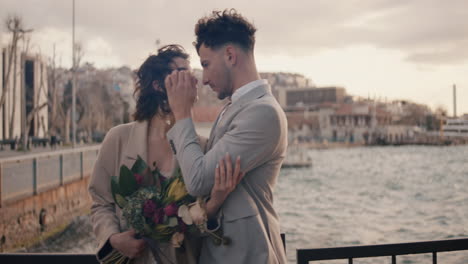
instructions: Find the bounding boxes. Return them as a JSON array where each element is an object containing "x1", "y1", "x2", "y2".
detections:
[{"x1": 442, "y1": 118, "x2": 468, "y2": 137}]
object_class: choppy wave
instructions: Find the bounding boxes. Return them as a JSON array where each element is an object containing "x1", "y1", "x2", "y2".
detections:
[{"x1": 26, "y1": 145, "x2": 468, "y2": 264}]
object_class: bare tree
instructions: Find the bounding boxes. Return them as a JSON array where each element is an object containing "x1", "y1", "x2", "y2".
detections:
[{"x1": 47, "y1": 44, "x2": 69, "y2": 140}]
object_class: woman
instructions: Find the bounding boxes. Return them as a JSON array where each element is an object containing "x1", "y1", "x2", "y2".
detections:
[{"x1": 88, "y1": 45, "x2": 242, "y2": 264}]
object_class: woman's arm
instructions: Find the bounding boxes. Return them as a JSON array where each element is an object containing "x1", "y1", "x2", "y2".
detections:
[
  {"x1": 88, "y1": 128, "x2": 146, "y2": 260},
  {"x1": 205, "y1": 153, "x2": 244, "y2": 219}
]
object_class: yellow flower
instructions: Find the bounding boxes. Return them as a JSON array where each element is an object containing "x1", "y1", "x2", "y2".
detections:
[
  {"x1": 155, "y1": 224, "x2": 173, "y2": 235},
  {"x1": 167, "y1": 177, "x2": 188, "y2": 201}
]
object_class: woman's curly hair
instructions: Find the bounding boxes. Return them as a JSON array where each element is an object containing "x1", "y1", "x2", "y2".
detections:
[
  {"x1": 194, "y1": 9, "x2": 257, "y2": 53},
  {"x1": 133, "y1": 45, "x2": 189, "y2": 121}
]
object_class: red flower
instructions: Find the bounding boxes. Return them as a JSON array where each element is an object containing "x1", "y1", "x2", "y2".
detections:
[
  {"x1": 164, "y1": 203, "x2": 179, "y2": 217},
  {"x1": 143, "y1": 199, "x2": 157, "y2": 218},
  {"x1": 178, "y1": 217, "x2": 187, "y2": 233},
  {"x1": 134, "y1": 173, "x2": 143, "y2": 185},
  {"x1": 153, "y1": 208, "x2": 164, "y2": 224}
]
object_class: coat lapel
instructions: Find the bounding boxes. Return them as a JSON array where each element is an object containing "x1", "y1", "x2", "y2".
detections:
[{"x1": 121, "y1": 121, "x2": 149, "y2": 170}]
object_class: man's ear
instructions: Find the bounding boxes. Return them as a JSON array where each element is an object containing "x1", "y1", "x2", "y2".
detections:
[
  {"x1": 152, "y1": 80, "x2": 163, "y2": 92},
  {"x1": 224, "y1": 45, "x2": 237, "y2": 66}
]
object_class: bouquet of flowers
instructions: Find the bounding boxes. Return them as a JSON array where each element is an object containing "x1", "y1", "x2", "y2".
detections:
[{"x1": 104, "y1": 155, "x2": 229, "y2": 264}]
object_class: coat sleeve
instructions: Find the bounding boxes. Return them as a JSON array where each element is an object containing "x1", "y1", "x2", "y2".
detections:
[
  {"x1": 167, "y1": 103, "x2": 286, "y2": 197},
  {"x1": 88, "y1": 127, "x2": 122, "y2": 258}
]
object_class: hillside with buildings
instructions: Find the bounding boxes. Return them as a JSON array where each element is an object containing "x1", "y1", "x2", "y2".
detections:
[{"x1": 1, "y1": 44, "x2": 465, "y2": 148}]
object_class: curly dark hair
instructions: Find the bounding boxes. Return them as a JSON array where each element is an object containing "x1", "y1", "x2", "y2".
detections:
[
  {"x1": 133, "y1": 45, "x2": 189, "y2": 121},
  {"x1": 194, "y1": 9, "x2": 257, "y2": 53}
]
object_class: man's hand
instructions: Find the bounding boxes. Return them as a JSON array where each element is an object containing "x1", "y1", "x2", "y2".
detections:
[
  {"x1": 109, "y1": 229, "x2": 146, "y2": 259},
  {"x1": 165, "y1": 70, "x2": 198, "y2": 121}
]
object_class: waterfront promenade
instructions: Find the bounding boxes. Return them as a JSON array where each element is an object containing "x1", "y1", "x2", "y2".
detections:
[
  {"x1": 0, "y1": 143, "x2": 98, "y2": 159},
  {"x1": 0, "y1": 144, "x2": 99, "y2": 252}
]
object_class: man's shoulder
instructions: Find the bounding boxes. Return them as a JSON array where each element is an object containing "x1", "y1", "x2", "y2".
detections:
[{"x1": 245, "y1": 94, "x2": 285, "y2": 116}]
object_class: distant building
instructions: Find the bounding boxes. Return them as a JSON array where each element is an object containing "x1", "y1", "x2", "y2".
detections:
[
  {"x1": 0, "y1": 46, "x2": 48, "y2": 140},
  {"x1": 282, "y1": 86, "x2": 346, "y2": 108}
]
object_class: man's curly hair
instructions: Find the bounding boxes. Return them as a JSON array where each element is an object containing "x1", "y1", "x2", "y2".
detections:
[{"x1": 194, "y1": 9, "x2": 257, "y2": 53}]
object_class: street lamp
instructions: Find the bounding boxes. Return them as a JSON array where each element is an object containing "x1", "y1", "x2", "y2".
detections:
[{"x1": 72, "y1": 0, "x2": 76, "y2": 147}]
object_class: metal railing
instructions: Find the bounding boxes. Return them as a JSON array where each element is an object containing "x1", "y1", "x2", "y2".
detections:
[
  {"x1": 0, "y1": 145, "x2": 100, "y2": 207},
  {"x1": 1, "y1": 233, "x2": 468, "y2": 263},
  {"x1": 297, "y1": 237, "x2": 468, "y2": 264},
  {"x1": 0, "y1": 253, "x2": 99, "y2": 264}
]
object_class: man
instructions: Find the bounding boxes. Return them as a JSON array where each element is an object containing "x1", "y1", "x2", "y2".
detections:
[{"x1": 165, "y1": 9, "x2": 287, "y2": 264}]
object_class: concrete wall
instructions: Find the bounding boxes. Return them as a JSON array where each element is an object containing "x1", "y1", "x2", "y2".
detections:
[{"x1": 0, "y1": 176, "x2": 91, "y2": 252}]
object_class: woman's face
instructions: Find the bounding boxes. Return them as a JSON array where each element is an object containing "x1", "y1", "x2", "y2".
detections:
[{"x1": 170, "y1": 57, "x2": 191, "y2": 72}]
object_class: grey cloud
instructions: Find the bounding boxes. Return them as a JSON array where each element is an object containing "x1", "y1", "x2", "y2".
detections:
[{"x1": 1, "y1": 0, "x2": 467, "y2": 67}]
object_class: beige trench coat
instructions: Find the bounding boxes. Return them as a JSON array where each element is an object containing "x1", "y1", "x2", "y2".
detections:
[{"x1": 88, "y1": 120, "x2": 201, "y2": 264}]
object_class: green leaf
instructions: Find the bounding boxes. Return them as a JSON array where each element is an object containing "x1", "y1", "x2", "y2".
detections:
[
  {"x1": 115, "y1": 194, "x2": 128, "y2": 208},
  {"x1": 131, "y1": 155, "x2": 148, "y2": 174},
  {"x1": 119, "y1": 165, "x2": 137, "y2": 196},
  {"x1": 111, "y1": 175, "x2": 120, "y2": 197},
  {"x1": 167, "y1": 217, "x2": 178, "y2": 227},
  {"x1": 143, "y1": 223, "x2": 153, "y2": 235},
  {"x1": 153, "y1": 170, "x2": 162, "y2": 192}
]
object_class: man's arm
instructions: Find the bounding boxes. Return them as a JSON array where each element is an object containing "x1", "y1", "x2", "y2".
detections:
[{"x1": 167, "y1": 103, "x2": 285, "y2": 196}]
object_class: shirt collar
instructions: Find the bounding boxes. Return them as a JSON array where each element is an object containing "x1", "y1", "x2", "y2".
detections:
[{"x1": 231, "y1": 79, "x2": 268, "y2": 103}]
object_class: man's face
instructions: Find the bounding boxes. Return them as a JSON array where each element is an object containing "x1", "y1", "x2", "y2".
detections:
[{"x1": 199, "y1": 44, "x2": 232, "y2": 100}]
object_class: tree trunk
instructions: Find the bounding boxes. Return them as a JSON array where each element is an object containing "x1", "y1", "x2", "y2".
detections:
[
  {"x1": 65, "y1": 108, "x2": 70, "y2": 144},
  {"x1": 8, "y1": 50, "x2": 18, "y2": 139}
]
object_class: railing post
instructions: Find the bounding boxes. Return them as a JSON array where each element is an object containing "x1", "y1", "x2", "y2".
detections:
[
  {"x1": 59, "y1": 154, "x2": 64, "y2": 186},
  {"x1": 392, "y1": 255, "x2": 396, "y2": 264},
  {"x1": 433, "y1": 252, "x2": 437, "y2": 264},
  {"x1": 32, "y1": 158, "x2": 37, "y2": 195},
  {"x1": 80, "y1": 152, "x2": 84, "y2": 179}
]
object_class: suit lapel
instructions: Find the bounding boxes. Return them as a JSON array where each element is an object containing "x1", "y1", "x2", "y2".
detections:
[
  {"x1": 206, "y1": 102, "x2": 229, "y2": 150},
  {"x1": 207, "y1": 84, "x2": 271, "y2": 150}
]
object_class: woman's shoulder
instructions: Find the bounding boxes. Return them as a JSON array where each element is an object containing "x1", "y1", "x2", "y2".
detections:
[
  {"x1": 101, "y1": 122, "x2": 139, "y2": 147},
  {"x1": 106, "y1": 122, "x2": 137, "y2": 139}
]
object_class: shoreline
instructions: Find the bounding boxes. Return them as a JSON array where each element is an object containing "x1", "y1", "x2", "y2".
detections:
[{"x1": 295, "y1": 141, "x2": 468, "y2": 150}]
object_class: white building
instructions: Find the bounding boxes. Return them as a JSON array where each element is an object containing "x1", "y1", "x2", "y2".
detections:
[{"x1": 0, "y1": 46, "x2": 48, "y2": 140}]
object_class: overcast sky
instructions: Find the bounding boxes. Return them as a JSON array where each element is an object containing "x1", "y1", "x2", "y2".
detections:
[{"x1": 1, "y1": 0, "x2": 467, "y2": 115}]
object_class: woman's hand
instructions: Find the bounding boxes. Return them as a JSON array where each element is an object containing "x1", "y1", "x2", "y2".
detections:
[
  {"x1": 206, "y1": 153, "x2": 244, "y2": 218},
  {"x1": 109, "y1": 229, "x2": 146, "y2": 259}
]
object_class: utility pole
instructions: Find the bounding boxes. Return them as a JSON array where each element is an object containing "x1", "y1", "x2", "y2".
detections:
[
  {"x1": 453, "y1": 84, "x2": 457, "y2": 118},
  {"x1": 72, "y1": 0, "x2": 76, "y2": 147}
]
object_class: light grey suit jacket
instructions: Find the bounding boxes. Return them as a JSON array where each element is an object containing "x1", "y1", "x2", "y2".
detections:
[{"x1": 167, "y1": 84, "x2": 288, "y2": 264}]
